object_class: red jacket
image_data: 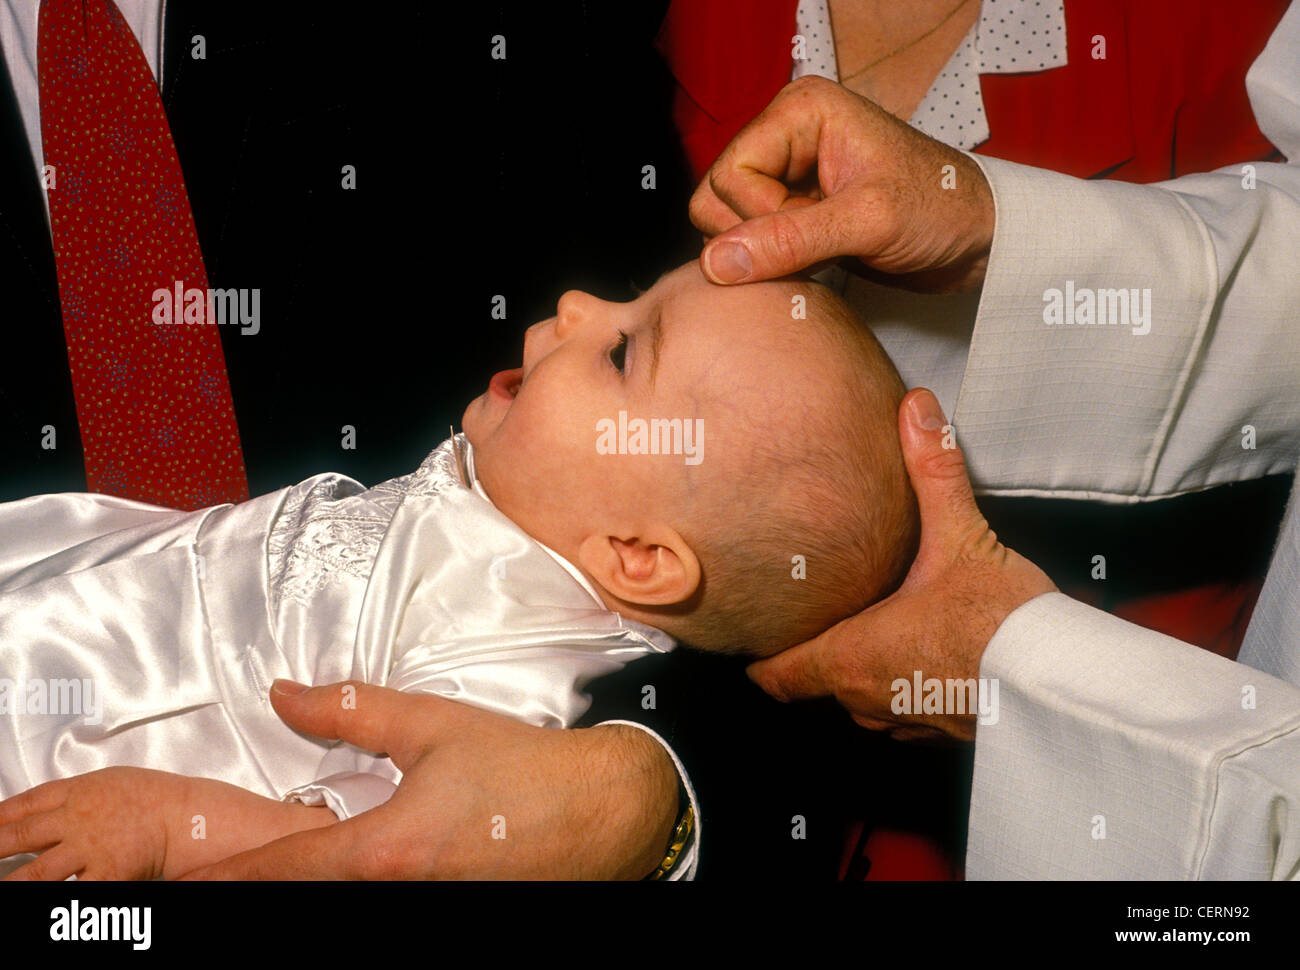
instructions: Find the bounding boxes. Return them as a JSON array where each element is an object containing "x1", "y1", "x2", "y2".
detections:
[{"x1": 656, "y1": 0, "x2": 1286, "y2": 184}]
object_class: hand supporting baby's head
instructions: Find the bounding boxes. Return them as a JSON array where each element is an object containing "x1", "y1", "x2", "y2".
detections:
[{"x1": 463, "y1": 262, "x2": 919, "y2": 657}]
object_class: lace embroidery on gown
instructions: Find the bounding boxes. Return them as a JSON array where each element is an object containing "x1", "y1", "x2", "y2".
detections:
[{"x1": 265, "y1": 439, "x2": 468, "y2": 613}]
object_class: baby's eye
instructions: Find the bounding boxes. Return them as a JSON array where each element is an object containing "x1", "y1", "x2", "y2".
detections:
[{"x1": 609, "y1": 330, "x2": 629, "y2": 372}]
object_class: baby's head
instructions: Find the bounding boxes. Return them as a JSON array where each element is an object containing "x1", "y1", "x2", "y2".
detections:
[{"x1": 462, "y1": 262, "x2": 919, "y2": 657}]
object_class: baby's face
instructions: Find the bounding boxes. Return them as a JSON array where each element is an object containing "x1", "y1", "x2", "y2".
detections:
[{"x1": 462, "y1": 262, "x2": 833, "y2": 578}]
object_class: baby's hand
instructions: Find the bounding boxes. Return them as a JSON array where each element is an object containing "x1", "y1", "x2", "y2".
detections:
[{"x1": 0, "y1": 766, "x2": 188, "y2": 880}]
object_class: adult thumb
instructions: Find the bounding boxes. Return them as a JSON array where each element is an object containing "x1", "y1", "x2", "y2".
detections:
[
  {"x1": 745, "y1": 627, "x2": 837, "y2": 703},
  {"x1": 269, "y1": 679, "x2": 426, "y2": 764},
  {"x1": 897, "y1": 389, "x2": 988, "y2": 566},
  {"x1": 701, "y1": 196, "x2": 851, "y2": 284}
]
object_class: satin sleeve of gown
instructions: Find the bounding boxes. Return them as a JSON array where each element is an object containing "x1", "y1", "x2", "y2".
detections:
[{"x1": 0, "y1": 436, "x2": 675, "y2": 873}]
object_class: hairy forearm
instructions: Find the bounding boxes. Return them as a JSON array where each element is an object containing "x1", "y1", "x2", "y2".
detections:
[
  {"x1": 162, "y1": 776, "x2": 335, "y2": 879},
  {"x1": 157, "y1": 725, "x2": 677, "y2": 881},
  {"x1": 579, "y1": 724, "x2": 678, "y2": 880}
]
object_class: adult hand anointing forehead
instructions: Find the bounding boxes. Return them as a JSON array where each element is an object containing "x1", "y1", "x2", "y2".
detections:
[
  {"x1": 689, "y1": 76, "x2": 995, "y2": 293},
  {"x1": 746, "y1": 389, "x2": 1058, "y2": 742}
]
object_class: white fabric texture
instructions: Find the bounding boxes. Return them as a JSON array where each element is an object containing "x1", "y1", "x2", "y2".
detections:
[
  {"x1": 971, "y1": 595, "x2": 1300, "y2": 879},
  {"x1": 0, "y1": 434, "x2": 699, "y2": 877},
  {"x1": 894, "y1": 4, "x2": 1300, "y2": 879}
]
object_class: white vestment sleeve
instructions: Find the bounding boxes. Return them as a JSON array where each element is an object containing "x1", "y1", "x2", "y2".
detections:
[
  {"x1": 942, "y1": 4, "x2": 1300, "y2": 879},
  {"x1": 969, "y1": 594, "x2": 1300, "y2": 880},
  {"x1": 952, "y1": 2, "x2": 1300, "y2": 500}
]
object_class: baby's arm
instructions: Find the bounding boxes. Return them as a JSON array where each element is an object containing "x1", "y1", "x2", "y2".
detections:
[{"x1": 0, "y1": 767, "x2": 335, "y2": 880}]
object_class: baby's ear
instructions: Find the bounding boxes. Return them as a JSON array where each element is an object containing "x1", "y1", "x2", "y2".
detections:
[{"x1": 577, "y1": 527, "x2": 700, "y2": 607}]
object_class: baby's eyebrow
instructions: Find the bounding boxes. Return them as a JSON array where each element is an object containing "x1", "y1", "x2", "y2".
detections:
[{"x1": 647, "y1": 307, "x2": 665, "y2": 389}]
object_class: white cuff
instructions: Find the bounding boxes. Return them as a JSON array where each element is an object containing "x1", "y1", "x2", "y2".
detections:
[
  {"x1": 970, "y1": 592, "x2": 1300, "y2": 878},
  {"x1": 282, "y1": 771, "x2": 398, "y2": 821}
]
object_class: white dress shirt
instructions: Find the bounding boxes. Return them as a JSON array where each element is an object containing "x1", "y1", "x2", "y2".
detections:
[{"x1": 0, "y1": 0, "x2": 164, "y2": 199}]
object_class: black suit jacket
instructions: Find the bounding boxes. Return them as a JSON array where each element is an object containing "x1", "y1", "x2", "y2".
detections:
[{"x1": 1, "y1": 2, "x2": 444, "y2": 499}]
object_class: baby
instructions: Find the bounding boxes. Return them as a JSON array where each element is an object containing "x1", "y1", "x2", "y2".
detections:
[
  {"x1": 0, "y1": 261, "x2": 918, "y2": 880},
  {"x1": 464, "y1": 261, "x2": 918, "y2": 655}
]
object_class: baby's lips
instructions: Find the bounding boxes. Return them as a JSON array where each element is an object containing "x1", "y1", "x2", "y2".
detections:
[{"x1": 488, "y1": 367, "x2": 525, "y2": 402}]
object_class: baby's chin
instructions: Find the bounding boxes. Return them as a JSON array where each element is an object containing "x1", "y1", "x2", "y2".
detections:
[
  {"x1": 460, "y1": 399, "x2": 477, "y2": 443},
  {"x1": 460, "y1": 393, "x2": 493, "y2": 449}
]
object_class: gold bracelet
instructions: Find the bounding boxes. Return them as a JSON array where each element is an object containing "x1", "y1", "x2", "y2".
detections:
[{"x1": 648, "y1": 803, "x2": 695, "y2": 880}]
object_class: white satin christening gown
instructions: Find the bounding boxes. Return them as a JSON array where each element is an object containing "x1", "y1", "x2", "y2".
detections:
[{"x1": 0, "y1": 435, "x2": 674, "y2": 845}]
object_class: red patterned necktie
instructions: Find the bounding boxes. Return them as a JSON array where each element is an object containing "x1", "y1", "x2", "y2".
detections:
[{"x1": 38, "y1": 0, "x2": 249, "y2": 510}]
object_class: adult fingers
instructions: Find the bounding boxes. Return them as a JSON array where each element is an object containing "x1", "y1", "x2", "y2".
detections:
[
  {"x1": 688, "y1": 164, "x2": 822, "y2": 242},
  {"x1": 700, "y1": 194, "x2": 862, "y2": 284},
  {"x1": 688, "y1": 177, "x2": 745, "y2": 239},
  {"x1": 705, "y1": 83, "x2": 824, "y2": 214}
]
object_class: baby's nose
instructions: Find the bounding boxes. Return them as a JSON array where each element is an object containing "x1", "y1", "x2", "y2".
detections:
[{"x1": 555, "y1": 289, "x2": 599, "y2": 339}]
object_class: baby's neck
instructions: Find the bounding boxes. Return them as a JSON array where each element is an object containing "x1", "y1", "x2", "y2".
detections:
[{"x1": 461, "y1": 435, "x2": 684, "y2": 638}]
